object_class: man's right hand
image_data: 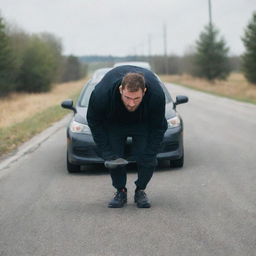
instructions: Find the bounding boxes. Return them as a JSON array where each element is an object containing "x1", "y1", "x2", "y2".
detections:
[{"x1": 104, "y1": 158, "x2": 128, "y2": 169}]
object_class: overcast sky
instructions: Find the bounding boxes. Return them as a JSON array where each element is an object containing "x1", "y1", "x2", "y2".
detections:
[{"x1": 0, "y1": 0, "x2": 255, "y2": 56}]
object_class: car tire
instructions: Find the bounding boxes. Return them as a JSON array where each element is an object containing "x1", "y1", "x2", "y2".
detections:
[
  {"x1": 67, "y1": 153, "x2": 80, "y2": 173},
  {"x1": 170, "y1": 155, "x2": 184, "y2": 168}
]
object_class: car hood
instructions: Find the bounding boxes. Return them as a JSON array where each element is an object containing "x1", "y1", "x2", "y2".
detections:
[{"x1": 74, "y1": 103, "x2": 176, "y2": 125}]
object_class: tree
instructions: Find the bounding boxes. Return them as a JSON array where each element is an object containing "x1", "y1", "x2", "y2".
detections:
[
  {"x1": 39, "y1": 32, "x2": 63, "y2": 82},
  {"x1": 194, "y1": 24, "x2": 230, "y2": 81},
  {"x1": 17, "y1": 35, "x2": 60, "y2": 92},
  {"x1": 6, "y1": 23, "x2": 29, "y2": 69},
  {"x1": 0, "y1": 16, "x2": 17, "y2": 96},
  {"x1": 242, "y1": 12, "x2": 256, "y2": 84},
  {"x1": 61, "y1": 55, "x2": 82, "y2": 82}
]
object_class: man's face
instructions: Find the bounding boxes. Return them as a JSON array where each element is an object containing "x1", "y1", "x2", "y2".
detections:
[{"x1": 119, "y1": 87, "x2": 146, "y2": 112}]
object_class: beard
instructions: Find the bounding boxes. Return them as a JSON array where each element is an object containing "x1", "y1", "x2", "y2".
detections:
[{"x1": 123, "y1": 103, "x2": 140, "y2": 112}]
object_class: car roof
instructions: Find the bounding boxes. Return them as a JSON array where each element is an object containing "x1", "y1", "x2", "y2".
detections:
[{"x1": 113, "y1": 61, "x2": 151, "y2": 70}]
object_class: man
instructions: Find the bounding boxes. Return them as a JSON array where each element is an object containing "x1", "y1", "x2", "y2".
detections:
[{"x1": 87, "y1": 65, "x2": 167, "y2": 208}]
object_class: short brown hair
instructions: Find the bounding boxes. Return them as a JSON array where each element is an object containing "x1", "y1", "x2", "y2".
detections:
[{"x1": 121, "y1": 73, "x2": 145, "y2": 92}]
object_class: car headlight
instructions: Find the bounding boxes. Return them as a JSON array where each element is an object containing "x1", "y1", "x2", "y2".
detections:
[
  {"x1": 167, "y1": 116, "x2": 181, "y2": 128},
  {"x1": 69, "y1": 120, "x2": 91, "y2": 134}
]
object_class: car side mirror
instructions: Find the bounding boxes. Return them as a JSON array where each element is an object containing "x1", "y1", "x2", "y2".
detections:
[
  {"x1": 174, "y1": 95, "x2": 189, "y2": 109},
  {"x1": 61, "y1": 99, "x2": 77, "y2": 114}
]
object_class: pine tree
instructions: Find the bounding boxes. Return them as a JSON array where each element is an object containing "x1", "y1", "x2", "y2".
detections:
[
  {"x1": 0, "y1": 16, "x2": 17, "y2": 96},
  {"x1": 242, "y1": 12, "x2": 256, "y2": 84},
  {"x1": 194, "y1": 24, "x2": 230, "y2": 81}
]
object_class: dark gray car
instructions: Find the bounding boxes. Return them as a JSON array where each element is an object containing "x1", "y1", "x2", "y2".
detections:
[{"x1": 61, "y1": 69, "x2": 188, "y2": 172}]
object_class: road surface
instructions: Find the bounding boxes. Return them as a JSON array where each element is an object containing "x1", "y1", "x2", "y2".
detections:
[{"x1": 0, "y1": 83, "x2": 256, "y2": 256}]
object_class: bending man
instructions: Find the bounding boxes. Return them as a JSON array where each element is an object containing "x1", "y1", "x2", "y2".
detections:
[{"x1": 87, "y1": 65, "x2": 167, "y2": 208}]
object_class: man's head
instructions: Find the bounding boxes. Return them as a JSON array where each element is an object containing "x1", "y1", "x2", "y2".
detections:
[{"x1": 119, "y1": 73, "x2": 147, "y2": 112}]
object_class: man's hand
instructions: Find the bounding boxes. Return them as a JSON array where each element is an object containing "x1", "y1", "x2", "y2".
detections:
[{"x1": 104, "y1": 158, "x2": 128, "y2": 169}]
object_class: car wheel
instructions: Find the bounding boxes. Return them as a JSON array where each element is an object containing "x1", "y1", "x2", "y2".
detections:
[
  {"x1": 67, "y1": 153, "x2": 80, "y2": 173},
  {"x1": 170, "y1": 155, "x2": 184, "y2": 168}
]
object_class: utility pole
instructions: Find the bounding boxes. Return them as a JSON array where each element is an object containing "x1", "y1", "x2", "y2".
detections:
[
  {"x1": 208, "y1": 0, "x2": 212, "y2": 26},
  {"x1": 148, "y1": 34, "x2": 151, "y2": 57},
  {"x1": 148, "y1": 34, "x2": 151, "y2": 63},
  {"x1": 134, "y1": 46, "x2": 137, "y2": 60},
  {"x1": 163, "y1": 23, "x2": 168, "y2": 74}
]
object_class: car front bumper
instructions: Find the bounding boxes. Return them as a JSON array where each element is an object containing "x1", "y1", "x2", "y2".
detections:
[{"x1": 67, "y1": 127, "x2": 183, "y2": 165}]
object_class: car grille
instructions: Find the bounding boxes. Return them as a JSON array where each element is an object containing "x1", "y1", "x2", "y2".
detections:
[
  {"x1": 73, "y1": 142, "x2": 179, "y2": 158},
  {"x1": 74, "y1": 147, "x2": 97, "y2": 157}
]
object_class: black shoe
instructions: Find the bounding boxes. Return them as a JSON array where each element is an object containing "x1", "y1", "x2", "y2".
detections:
[
  {"x1": 134, "y1": 190, "x2": 151, "y2": 208},
  {"x1": 108, "y1": 189, "x2": 127, "y2": 208}
]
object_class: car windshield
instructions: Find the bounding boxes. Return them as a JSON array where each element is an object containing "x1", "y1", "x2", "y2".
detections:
[
  {"x1": 92, "y1": 68, "x2": 112, "y2": 83},
  {"x1": 113, "y1": 62, "x2": 151, "y2": 70}
]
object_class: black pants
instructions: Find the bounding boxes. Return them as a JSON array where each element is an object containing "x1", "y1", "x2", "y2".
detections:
[{"x1": 106, "y1": 123, "x2": 157, "y2": 190}]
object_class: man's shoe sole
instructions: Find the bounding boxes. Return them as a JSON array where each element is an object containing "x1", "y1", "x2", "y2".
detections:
[{"x1": 104, "y1": 159, "x2": 128, "y2": 169}]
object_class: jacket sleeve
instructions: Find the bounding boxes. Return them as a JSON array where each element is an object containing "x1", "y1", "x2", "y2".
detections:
[
  {"x1": 86, "y1": 90, "x2": 117, "y2": 160},
  {"x1": 145, "y1": 93, "x2": 167, "y2": 157}
]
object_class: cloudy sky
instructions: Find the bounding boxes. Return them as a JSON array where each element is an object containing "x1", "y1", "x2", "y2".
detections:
[{"x1": 0, "y1": 0, "x2": 255, "y2": 56}]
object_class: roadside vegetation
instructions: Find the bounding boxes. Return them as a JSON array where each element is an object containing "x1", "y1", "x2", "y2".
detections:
[
  {"x1": 0, "y1": 14, "x2": 88, "y2": 158},
  {"x1": 0, "y1": 79, "x2": 85, "y2": 157},
  {"x1": 160, "y1": 73, "x2": 256, "y2": 105}
]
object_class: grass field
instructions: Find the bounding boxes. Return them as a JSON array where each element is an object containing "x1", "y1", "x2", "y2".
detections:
[
  {"x1": 0, "y1": 79, "x2": 86, "y2": 157},
  {"x1": 160, "y1": 73, "x2": 256, "y2": 105},
  {"x1": 0, "y1": 79, "x2": 86, "y2": 128}
]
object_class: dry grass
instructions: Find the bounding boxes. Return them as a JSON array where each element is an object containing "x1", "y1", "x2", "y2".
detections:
[
  {"x1": 160, "y1": 73, "x2": 256, "y2": 104},
  {"x1": 0, "y1": 79, "x2": 86, "y2": 128}
]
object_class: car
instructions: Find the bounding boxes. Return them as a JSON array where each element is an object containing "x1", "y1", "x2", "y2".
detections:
[
  {"x1": 61, "y1": 68, "x2": 188, "y2": 173},
  {"x1": 113, "y1": 61, "x2": 152, "y2": 70}
]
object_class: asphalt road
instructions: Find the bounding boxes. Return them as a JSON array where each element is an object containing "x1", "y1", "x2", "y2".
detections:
[{"x1": 0, "y1": 83, "x2": 256, "y2": 256}]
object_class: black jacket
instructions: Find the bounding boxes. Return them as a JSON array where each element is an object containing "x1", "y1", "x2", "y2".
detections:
[{"x1": 87, "y1": 65, "x2": 167, "y2": 160}]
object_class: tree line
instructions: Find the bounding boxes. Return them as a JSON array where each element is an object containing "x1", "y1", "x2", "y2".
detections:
[
  {"x1": 152, "y1": 11, "x2": 256, "y2": 84},
  {"x1": 0, "y1": 15, "x2": 88, "y2": 97},
  {"x1": 1, "y1": 10, "x2": 256, "y2": 97},
  {"x1": 149, "y1": 53, "x2": 240, "y2": 77}
]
